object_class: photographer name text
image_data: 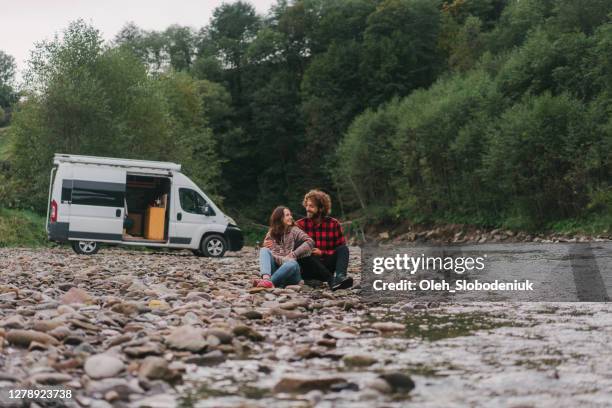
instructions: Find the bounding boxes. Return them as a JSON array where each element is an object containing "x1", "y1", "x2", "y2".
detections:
[{"x1": 372, "y1": 279, "x2": 534, "y2": 292}]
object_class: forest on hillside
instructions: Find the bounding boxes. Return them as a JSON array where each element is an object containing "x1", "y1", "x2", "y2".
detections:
[{"x1": 0, "y1": 0, "x2": 611, "y2": 232}]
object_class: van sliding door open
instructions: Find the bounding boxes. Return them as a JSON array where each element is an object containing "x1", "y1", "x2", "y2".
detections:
[{"x1": 67, "y1": 165, "x2": 127, "y2": 242}]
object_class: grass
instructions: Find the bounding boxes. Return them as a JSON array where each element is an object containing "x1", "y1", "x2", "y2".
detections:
[
  {"x1": 0, "y1": 207, "x2": 50, "y2": 247},
  {"x1": 549, "y1": 214, "x2": 612, "y2": 237}
]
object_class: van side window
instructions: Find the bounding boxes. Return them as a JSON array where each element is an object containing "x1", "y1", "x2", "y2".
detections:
[
  {"x1": 179, "y1": 188, "x2": 213, "y2": 215},
  {"x1": 61, "y1": 179, "x2": 73, "y2": 203},
  {"x1": 71, "y1": 180, "x2": 125, "y2": 207}
]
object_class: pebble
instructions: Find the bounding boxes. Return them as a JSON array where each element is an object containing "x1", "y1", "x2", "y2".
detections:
[
  {"x1": 273, "y1": 376, "x2": 346, "y2": 393},
  {"x1": 241, "y1": 310, "x2": 263, "y2": 320},
  {"x1": 204, "y1": 329, "x2": 233, "y2": 344},
  {"x1": 379, "y1": 372, "x2": 415, "y2": 393},
  {"x1": 367, "y1": 378, "x2": 392, "y2": 394},
  {"x1": 138, "y1": 356, "x2": 172, "y2": 381},
  {"x1": 342, "y1": 354, "x2": 377, "y2": 367},
  {"x1": 6, "y1": 329, "x2": 60, "y2": 347},
  {"x1": 184, "y1": 350, "x2": 226, "y2": 366},
  {"x1": 1, "y1": 245, "x2": 598, "y2": 406},
  {"x1": 28, "y1": 372, "x2": 73, "y2": 385},
  {"x1": 60, "y1": 287, "x2": 94, "y2": 305},
  {"x1": 371, "y1": 322, "x2": 405, "y2": 332},
  {"x1": 232, "y1": 325, "x2": 264, "y2": 341},
  {"x1": 0, "y1": 315, "x2": 26, "y2": 329},
  {"x1": 164, "y1": 326, "x2": 207, "y2": 352},
  {"x1": 84, "y1": 354, "x2": 125, "y2": 379}
]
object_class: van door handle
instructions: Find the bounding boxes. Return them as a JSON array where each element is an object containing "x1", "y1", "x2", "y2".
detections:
[
  {"x1": 177, "y1": 212, "x2": 182, "y2": 221},
  {"x1": 116, "y1": 209, "x2": 121, "y2": 217}
]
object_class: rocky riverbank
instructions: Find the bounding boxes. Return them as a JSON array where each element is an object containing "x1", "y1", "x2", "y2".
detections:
[
  {"x1": 0, "y1": 247, "x2": 611, "y2": 407},
  {"x1": 366, "y1": 223, "x2": 611, "y2": 245}
]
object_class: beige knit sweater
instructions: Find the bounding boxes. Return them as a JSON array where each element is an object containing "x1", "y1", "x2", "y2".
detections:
[{"x1": 264, "y1": 226, "x2": 314, "y2": 265}]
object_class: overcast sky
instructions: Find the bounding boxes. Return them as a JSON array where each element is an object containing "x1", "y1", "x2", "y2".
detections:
[{"x1": 1, "y1": 0, "x2": 277, "y2": 82}]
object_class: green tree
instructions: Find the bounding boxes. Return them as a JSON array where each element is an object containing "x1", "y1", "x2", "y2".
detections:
[
  {"x1": 4, "y1": 20, "x2": 222, "y2": 211},
  {"x1": 482, "y1": 93, "x2": 590, "y2": 227},
  {"x1": 486, "y1": 0, "x2": 554, "y2": 51},
  {"x1": 197, "y1": 1, "x2": 261, "y2": 101},
  {"x1": 163, "y1": 25, "x2": 196, "y2": 72},
  {"x1": 360, "y1": 0, "x2": 444, "y2": 106},
  {"x1": 551, "y1": 0, "x2": 612, "y2": 35},
  {"x1": 0, "y1": 50, "x2": 17, "y2": 125}
]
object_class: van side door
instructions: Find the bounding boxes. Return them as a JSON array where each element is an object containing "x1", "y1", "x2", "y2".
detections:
[
  {"x1": 67, "y1": 165, "x2": 127, "y2": 242},
  {"x1": 169, "y1": 186, "x2": 215, "y2": 247}
]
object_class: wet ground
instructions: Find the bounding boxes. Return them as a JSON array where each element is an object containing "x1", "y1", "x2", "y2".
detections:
[{"x1": 0, "y1": 246, "x2": 610, "y2": 407}]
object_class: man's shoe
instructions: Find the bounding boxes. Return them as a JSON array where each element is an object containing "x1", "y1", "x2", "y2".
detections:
[{"x1": 332, "y1": 276, "x2": 353, "y2": 291}]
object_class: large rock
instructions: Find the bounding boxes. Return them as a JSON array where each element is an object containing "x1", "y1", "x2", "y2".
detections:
[
  {"x1": 380, "y1": 372, "x2": 415, "y2": 393},
  {"x1": 232, "y1": 325, "x2": 264, "y2": 341},
  {"x1": 138, "y1": 356, "x2": 172, "y2": 381},
  {"x1": 123, "y1": 342, "x2": 163, "y2": 358},
  {"x1": 164, "y1": 326, "x2": 207, "y2": 352},
  {"x1": 6, "y1": 329, "x2": 60, "y2": 347},
  {"x1": 203, "y1": 329, "x2": 233, "y2": 345},
  {"x1": 184, "y1": 350, "x2": 226, "y2": 366},
  {"x1": 342, "y1": 354, "x2": 377, "y2": 367},
  {"x1": 28, "y1": 372, "x2": 73, "y2": 385},
  {"x1": 273, "y1": 376, "x2": 345, "y2": 393},
  {"x1": 60, "y1": 287, "x2": 94, "y2": 305},
  {"x1": 0, "y1": 315, "x2": 26, "y2": 329},
  {"x1": 371, "y1": 322, "x2": 405, "y2": 332},
  {"x1": 84, "y1": 354, "x2": 125, "y2": 379},
  {"x1": 111, "y1": 302, "x2": 139, "y2": 316},
  {"x1": 32, "y1": 319, "x2": 65, "y2": 332},
  {"x1": 241, "y1": 310, "x2": 263, "y2": 320}
]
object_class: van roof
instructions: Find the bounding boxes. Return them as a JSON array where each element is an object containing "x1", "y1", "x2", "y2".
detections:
[{"x1": 53, "y1": 154, "x2": 181, "y2": 171}]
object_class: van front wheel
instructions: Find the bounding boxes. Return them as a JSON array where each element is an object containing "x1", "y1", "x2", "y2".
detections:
[
  {"x1": 71, "y1": 241, "x2": 99, "y2": 255},
  {"x1": 201, "y1": 235, "x2": 227, "y2": 257}
]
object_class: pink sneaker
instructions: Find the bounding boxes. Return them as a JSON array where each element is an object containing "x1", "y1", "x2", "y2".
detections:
[{"x1": 257, "y1": 279, "x2": 274, "y2": 289}]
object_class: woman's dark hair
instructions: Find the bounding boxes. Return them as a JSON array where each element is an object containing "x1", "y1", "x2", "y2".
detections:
[{"x1": 269, "y1": 206, "x2": 292, "y2": 241}]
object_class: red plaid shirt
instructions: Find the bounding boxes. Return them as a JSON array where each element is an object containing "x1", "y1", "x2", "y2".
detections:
[{"x1": 296, "y1": 216, "x2": 345, "y2": 257}]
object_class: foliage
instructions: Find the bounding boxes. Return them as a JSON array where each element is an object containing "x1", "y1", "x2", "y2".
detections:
[
  {"x1": 0, "y1": 50, "x2": 18, "y2": 126},
  {"x1": 3, "y1": 0, "x2": 612, "y2": 236},
  {"x1": 0, "y1": 208, "x2": 49, "y2": 247},
  {"x1": 3, "y1": 20, "x2": 222, "y2": 212},
  {"x1": 334, "y1": 1, "x2": 612, "y2": 231}
]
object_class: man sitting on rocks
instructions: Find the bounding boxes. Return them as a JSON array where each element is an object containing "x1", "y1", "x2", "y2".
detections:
[{"x1": 296, "y1": 190, "x2": 353, "y2": 291}]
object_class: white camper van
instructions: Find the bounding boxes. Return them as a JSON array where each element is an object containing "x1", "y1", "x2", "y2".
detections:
[{"x1": 46, "y1": 154, "x2": 243, "y2": 256}]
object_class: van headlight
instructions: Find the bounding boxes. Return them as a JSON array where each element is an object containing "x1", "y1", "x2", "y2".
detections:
[{"x1": 226, "y1": 216, "x2": 237, "y2": 226}]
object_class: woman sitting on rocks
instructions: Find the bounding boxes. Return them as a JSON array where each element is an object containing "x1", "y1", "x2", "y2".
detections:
[{"x1": 254, "y1": 206, "x2": 314, "y2": 288}]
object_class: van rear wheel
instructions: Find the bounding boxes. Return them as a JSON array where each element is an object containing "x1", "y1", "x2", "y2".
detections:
[
  {"x1": 201, "y1": 235, "x2": 227, "y2": 257},
  {"x1": 71, "y1": 241, "x2": 99, "y2": 255}
]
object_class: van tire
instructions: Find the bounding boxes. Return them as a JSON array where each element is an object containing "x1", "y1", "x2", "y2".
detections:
[
  {"x1": 201, "y1": 234, "x2": 227, "y2": 257},
  {"x1": 71, "y1": 241, "x2": 99, "y2": 255}
]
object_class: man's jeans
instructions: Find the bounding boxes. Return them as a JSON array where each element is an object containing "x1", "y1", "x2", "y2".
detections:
[
  {"x1": 259, "y1": 248, "x2": 301, "y2": 288},
  {"x1": 298, "y1": 245, "x2": 350, "y2": 283}
]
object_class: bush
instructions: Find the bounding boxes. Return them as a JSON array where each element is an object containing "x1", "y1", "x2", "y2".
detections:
[{"x1": 0, "y1": 208, "x2": 49, "y2": 247}]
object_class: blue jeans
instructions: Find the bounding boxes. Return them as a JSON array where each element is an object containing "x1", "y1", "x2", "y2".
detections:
[{"x1": 259, "y1": 248, "x2": 301, "y2": 288}]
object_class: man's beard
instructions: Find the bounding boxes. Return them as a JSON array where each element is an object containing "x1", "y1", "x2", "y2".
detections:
[{"x1": 306, "y1": 211, "x2": 317, "y2": 218}]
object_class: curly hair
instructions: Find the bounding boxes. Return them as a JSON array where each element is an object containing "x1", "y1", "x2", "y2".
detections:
[{"x1": 303, "y1": 189, "x2": 332, "y2": 217}]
